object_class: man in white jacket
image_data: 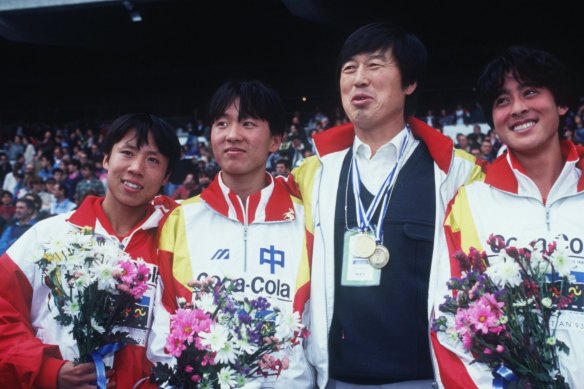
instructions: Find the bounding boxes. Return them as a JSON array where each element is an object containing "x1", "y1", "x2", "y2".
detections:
[{"x1": 286, "y1": 22, "x2": 484, "y2": 388}]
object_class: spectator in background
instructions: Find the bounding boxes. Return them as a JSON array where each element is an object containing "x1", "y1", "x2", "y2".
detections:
[
  {"x1": 36, "y1": 154, "x2": 54, "y2": 182},
  {"x1": 7, "y1": 135, "x2": 24, "y2": 163},
  {"x1": 22, "y1": 135, "x2": 36, "y2": 165},
  {"x1": 466, "y1": 123, "x2": 486, "y2": 149},
  {"x1": 64, "y1": 159, "x2": 82, "y2": 198},
  {"x1": 75, "y1": 162, "x2": 105, "y2": 203},
  {"x1": 274, "y1": 157, "x2": 291, "y2": 177},
  {"x1": 171, "y1": 172, "x2": 197, "y2": 201},
  {"x1": 50, "y1": 182, "x2": 77, "y2": 215},
  {"x1": 0, "y1": 198, "x2": 37, "y2": 254},
  {"x1": 0, "y1": 191, "x2": 15, "y2": 223},
  {"x1": 0, "y1": 153, "x2": 11, "y2": 187},
  {"x1": 477, "y1": 138, "x2": 494, "y2": 163},
  {"x1": 455, "y1": 132, "x2": 471, "y2": 152}
]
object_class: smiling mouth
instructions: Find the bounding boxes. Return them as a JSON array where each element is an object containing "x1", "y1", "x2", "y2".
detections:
[
  {"x1": 123, "y1": 180, "x2": 143, "y2": 190},
  {"x1": 512, "y1": 120, "x2": 536, "y2": 133}
]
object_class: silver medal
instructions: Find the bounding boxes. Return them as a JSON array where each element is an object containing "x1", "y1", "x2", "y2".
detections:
[{"x1": 368, "y1": 245, "x2": 390, "y2": 269}]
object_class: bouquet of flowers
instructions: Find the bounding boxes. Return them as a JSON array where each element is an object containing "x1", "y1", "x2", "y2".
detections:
[
  {"x1": 151, "y1": 276, "x2": 308, "y2": 389},
  {"x1": 35, "y1": 227, "x2": 151, "y2": 366},
  {"x1": 433, "y1": 234, "x2": 574, "y2": 388}
]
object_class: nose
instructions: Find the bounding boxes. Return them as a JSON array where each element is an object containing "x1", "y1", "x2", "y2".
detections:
[
  {"x1": 127, "y1": 156, "x2": 145, "y2": 175},
  {"x1": 510, "y1": 97, "x2": 529, "y2": 117},
  {"x1": 353, "y1": 64, "x2": 369, "y2": 87},
  {"x1": 225, "y1": 123, "x2": 243, "y2": 142}
]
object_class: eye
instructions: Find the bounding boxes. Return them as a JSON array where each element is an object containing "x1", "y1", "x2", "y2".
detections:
[
  {"x1": 148, "y1": 157, "x2": 160, "y2": 165},
  {"x1": 342, "y1": 63, "x2": 357, "y2": 73},
  {"x1": 120, "y1": 149, "x2": 133, "y2": 157},
  {"x1": 368, "y1": 62, "x2": 382, "y2": 69},
  {"x1": 494, "y1": 96, "x2": 510, "y2": 107},
  {"x1": 214, "y1": 120, "x2": 228, "y2": 128},
  {"x1": 524, "y1": 88, "x2": 539, "y2": 98},
  {"x1": 242, "y1": 120, "x2": 257, "y2": 128}
]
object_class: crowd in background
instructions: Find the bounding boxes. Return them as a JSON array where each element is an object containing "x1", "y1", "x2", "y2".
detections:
[{"x1": 1, "y1": 98, "x2": 583, "y2": 253}]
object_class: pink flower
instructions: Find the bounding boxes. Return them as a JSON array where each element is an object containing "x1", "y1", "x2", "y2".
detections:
[
  {"x1": 118, "y1": 260, "x2": 138, "y2": 284},
  {"x1": 484, "y1": 347, "x2": 493, "y2": 355},
  {"x1": 496, "y1": 345, "x2": 505, "y2": 353},
  {"x1": 130, "y1": 283, "x2": 149, "y2": 299},
  {"x1": 165, "y1": 332, "x2": 187, "y2": 357},
  {"x1": 185, "y1": 365, "x2": 194, "y2": 373},
  {"x1": 467, "y1": 298, "x2": 501, "y2": 335}
]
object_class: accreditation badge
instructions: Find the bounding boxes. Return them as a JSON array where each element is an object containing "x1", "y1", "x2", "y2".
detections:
[{"x1": 341, "y1": 230, "x2": 381, "y2": 286}]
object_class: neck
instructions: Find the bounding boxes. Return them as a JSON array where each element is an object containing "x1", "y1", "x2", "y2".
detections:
[
  {"x1": 354, "y1": 117, "x2": 405, "y2": 157},
  {"x1": 101, "y1": 196, "x2": 147, "y2": 236},
  {"x1": 221, "y1": 171, "x2": 267, "y2": 207},
  {"x1": 513, "y1": 144, "x2": 564, "y2": 200}
]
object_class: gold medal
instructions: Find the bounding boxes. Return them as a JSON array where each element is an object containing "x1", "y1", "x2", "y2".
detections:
[
  {"x1": 351, "y1": 233, "x2": 376, "y2": 258},
  {"x1": 368, "y1": 245, "x2": 390, "y2": 269}
]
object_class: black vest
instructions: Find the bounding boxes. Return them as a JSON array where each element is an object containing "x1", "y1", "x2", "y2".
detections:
[{"x1": 329, "y1": 141, "x2": 436, "y2": 384}]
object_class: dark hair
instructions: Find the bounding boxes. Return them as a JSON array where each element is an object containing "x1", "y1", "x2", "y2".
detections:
[
  {"x1": 276, "y1": 158, "x2": 290, "y2": 169},
  {"x1": 208, "y1": 80, "x2": 286, "y2": 137},
  {"x1": 16, "y1": 197, "x2": 36, "y2": 212},
  {"x1": 1, "y1": 190, "x2": 13, "y2": 199},
  {"x1": 101, "y1": 113, "x2": 181, "y2": 175},
  {"x1": 476, "y1": 46, "x2": 573, "y2": 128},
  {"x1": 337, "y1": 21, "x2": 427, "y2": 118},
  {"x1": 81, "y1": 162, "x2": 95, "y2": 172},
  {"x1": 23, "y1": 193, "x2": 42, "y2": 211},
  {"x1": 54, "y1": 182, "x2": 69, "y2": 198}
]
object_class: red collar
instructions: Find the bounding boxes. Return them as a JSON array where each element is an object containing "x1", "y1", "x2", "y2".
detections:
[
  {"x1": 201, "y1": 173, "x2": 297, "y2": 224},
  {"x1": 312, "y1": 116, "x2": 454, "y2": 173}
]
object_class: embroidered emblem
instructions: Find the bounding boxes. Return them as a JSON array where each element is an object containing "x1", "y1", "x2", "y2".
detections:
[{"x1": 283, "y1": 208, "x2": 295, "y2": 221}]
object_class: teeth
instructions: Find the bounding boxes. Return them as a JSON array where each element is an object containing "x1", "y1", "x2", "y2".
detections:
[
  {"x1": 513, "y1": 121, "x2": 535, "y2": 132},
  {"x1": 123, "y1": 181, "x2": 142, "y2": 190}
]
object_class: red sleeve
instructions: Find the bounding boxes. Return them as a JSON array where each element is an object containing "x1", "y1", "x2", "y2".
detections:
[
  {"x1": 0, "y1": 255, "x2": 65, "y2": 389},
  {"x1": 431, "y1": 197, "x2": 478, "y2": 388}
]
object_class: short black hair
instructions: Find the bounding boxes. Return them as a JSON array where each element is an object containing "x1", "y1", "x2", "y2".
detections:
[
  {"x1": 476, "y1": 46, "x2": 574, "y2": 128},
  {"x1": 101, "y1": 113, "x2": 181, "y2": 175},
  {"x1": 81, "y1": 162, "x2": 95, "y2": 172},
  {"x1": 337, "y1": 21, "x2": 427, "y2": 118},
  {"x1": 54, "y1": 182, "x2": 69, "y2": 198},
  {"x1": 208, "y1": 80, "x2": 286, "y2": 137},
  {"x1": 16, "y1": 197, "x2": 36, "y2": 212}
]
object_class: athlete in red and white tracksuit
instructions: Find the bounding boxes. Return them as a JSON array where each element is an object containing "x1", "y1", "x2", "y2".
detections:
[
  {"x1": 148, "y1": 172, "x2": 314, "y2": 388},
  {"x1": 431, "y1": 142, "x2": 584, "y2": 388},
  {"x1": 0, "y1": 195, "x2": 176, "y2": 389}
]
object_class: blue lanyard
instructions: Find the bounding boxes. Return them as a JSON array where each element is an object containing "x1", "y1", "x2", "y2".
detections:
[{"x1": 351, "y1": 128, "x2": 411, "y2": 244}]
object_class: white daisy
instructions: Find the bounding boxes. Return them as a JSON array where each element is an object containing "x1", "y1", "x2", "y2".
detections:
[
  {"x1": 216, "y1": 366, "x2": 236, "y2": 389},
  {"x1": 90, "y1": 259, "x2": 119, "y2": 291},
  {"x1": 195, "y1": 292, "x2": 217, "y2": 314},
  {"x1": 199, "y1": 324, "x2": 229, "y2": 352},
  {"x1": 214, "y1": 338, "x2": 239, "y2": 365},
  {"x1": 486, "y1": 258, "x2": 522, "y2": 287},
  {"x1": 43, "y1": 237, "x2": 70, "y2": 256},
  {"x1": 550, "y1": 248, "x2": 574, "y2": 277},
  {"x1": 236, "y1": 334, "x2": 258, "y2": 355},
  {"x1": 63, "y1": 300, "x2": 81, "y2": 318},
  {"x1": 91, "y1": 317, "x2": 105, "y2": 334},
  {"x1": 276, "y1": 310, "x2": 302, "y2": 340}
]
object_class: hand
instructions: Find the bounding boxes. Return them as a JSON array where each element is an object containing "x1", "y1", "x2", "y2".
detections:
[{"x1": 57, "y1": 361, "x2": 115, "y2": 389}]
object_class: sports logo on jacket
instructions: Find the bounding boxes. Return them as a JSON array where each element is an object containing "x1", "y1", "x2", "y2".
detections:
[{"x1": 211, "y1": 248, "x2": 230, "y2": 260}]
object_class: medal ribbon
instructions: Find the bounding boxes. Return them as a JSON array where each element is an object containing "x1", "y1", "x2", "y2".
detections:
[
  {"x1": 491, "y1": 364, "x2": 518, "y2": 388},
  {"x1": 90, "y1": 342, "x2": 123, "y2": 389},
  {"x1": 351, "y1": 128, "x2": 411, "y2": 243}
]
